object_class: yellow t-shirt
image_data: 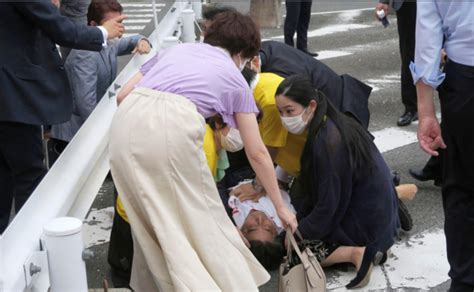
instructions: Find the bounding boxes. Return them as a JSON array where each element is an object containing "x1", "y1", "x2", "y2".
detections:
[
  {"x1": 254, "y1": 73, "x2": 287, "y2": 147},
  {"x1": 117, "y1": 124, "x2": 219, "y2": 222},
  {"x1": 203, "y1": 124, "x2": 218, "y2": 177},
  {"x1": 253, "y1": 73, "x2": 307, "y2": 176}
]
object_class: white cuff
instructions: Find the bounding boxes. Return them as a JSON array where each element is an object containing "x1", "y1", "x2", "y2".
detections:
[{"x1": 98, "y1": 26, "x2": 108, "y2": 48}]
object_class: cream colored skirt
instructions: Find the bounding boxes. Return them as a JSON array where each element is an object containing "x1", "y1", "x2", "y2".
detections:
[{"x1": 109, "y1": 88, "x2": 270, "y2": 292}]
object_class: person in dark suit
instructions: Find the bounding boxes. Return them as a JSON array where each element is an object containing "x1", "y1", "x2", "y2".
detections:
[
  {"x1": 259, "y1": 40, "x2": 372, "y2": 129},
  {"x1": 284, "y1": 0, "x2": 317, "y2": 57},
  {"x1": 59, "y1": 0, "x2": 92, "y2": 60},
  {"x1": 376, "y1": 0, "x2": 417, "y2": 126},
  {"x1": 0, "y1": 1, "x2": 125, "y2": 233}
]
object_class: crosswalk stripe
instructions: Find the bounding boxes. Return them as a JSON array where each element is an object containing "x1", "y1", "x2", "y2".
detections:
[
  {"x1": 272, "y1": 23, "x2": 371, "y2": 39},
  {"x1": 122, "y1": 3, "x2": 165, "y2": 7},
  {"x1": 124, "y1": 19, "x2": 152, "y2": 24},
  {"x1": 373, "y1": 127, "x2": 418, "y2": 153},
  {"x1": 125, "y1": 25, "x2": 147, "y2": 31},
  {"x1": 126, "y1": 14, "x2": 154, "y2": 18},
  {"x1": 316, "y1": 50, "x2": 352, "y2": 60},
  {"x1": 124, "y1": 9, "x2": 154, "y2": 12}
]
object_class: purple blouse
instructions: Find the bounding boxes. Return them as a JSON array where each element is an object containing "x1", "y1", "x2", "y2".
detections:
[{"x1": 137, "y1": 43, "x2": 258, "y2": 128}]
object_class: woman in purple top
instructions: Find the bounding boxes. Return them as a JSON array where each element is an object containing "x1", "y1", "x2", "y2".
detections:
[{"x1": 109, "y1": 12, "x2": 297, "y2": 291}]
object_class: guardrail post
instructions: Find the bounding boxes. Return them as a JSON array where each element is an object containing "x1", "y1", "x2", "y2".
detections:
[
  {"x1": 161, "y1": 36, "x2": 180, "y2": 49},
  {"x1": 43, "y1": 217, "x2": 88, "y2": 292},
  {"x1": 192, "y1": 0, "x2": 202, "y2": 20},
  {"x1": 181, "y1": 9, "x2": 196, "y2": 43}
]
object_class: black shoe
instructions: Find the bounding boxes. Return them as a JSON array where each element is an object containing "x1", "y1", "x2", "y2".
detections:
[
  {"x1": 392, "y1": 171, "x2": 400, "y2": 186},
  {"x1": 397, "y1": 111, "x2": 418, "y2": 127},
  {"x1": 300, "y1": 49, "x2": 318, "y2": 57},
  {"x1": 409, "y1": 168, "x2": 442, "y2": 187},
  {"x1": 398, "y1": 198, "x2": 413, "y2": 232},
  {"x1": 346, "y1": 247, "x2": 376, "y2": 289}
]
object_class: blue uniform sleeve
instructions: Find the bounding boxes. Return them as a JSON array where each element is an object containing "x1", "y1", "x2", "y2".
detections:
[{"x1": 409, "y1": 0, "x2": 445, "y2": 88}]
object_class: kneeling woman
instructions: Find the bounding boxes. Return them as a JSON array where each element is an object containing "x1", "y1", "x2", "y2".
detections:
[
  {"x1": 110, "y1": 11, "x2": 296, "y2": 292},
  {"x1": 275, "y1": 75, "x2": 399, "y2": 289}
]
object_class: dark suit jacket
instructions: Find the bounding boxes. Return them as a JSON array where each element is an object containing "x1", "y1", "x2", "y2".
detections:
[
  {"x1": 260, "y1": 41, "x2": 372, "y2": 129},
  {"x1": 0, "y1": 1, "x2": 104, "y2": 125}
]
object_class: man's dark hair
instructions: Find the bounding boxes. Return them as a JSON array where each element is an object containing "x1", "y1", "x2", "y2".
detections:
[
  {"x1": 204, "y1": 11, "x2": 261, "y2": 59},
  {"x1": 202, "y1": 4, "x2": 237, "y2": 21},
  {"x1": 87, "y1": 0, "x2": 123, "y2": 25},
  {"x1": 249, "y1": 239, "x2": 285, "y2": 271}
]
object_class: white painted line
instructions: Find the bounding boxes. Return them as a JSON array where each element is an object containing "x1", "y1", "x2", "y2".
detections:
[
  {"x1": 316, "y1": 50, "x2": 352, "y2": 60},
  {"x1": 283, "y1": 7, "x2": 373, "y2": 17},
  {"x1": 272, "y1": 24, "x2": 371, "y2": 39},
  {"x1": 126, "y1": 14, "x2": 155, "y2": 18},
  {"x1": 311, "y1": 7, "x2": 374, "y2": 16},
  {"x1": 122, "y1": 33, "x2": 138, "y2": 38},
  {"x1": 122, "y1": 3, "x2": 165, "y2": 7},
  {"x1": 365, "y1": 73, "x2": 400, "y2": 93},
  {"x1": 83, "y1": 207, "x2": 114, "y2": 248},
  {"x1": 124, "y1": 9, "x2": 154, "y2": 13},
  {"x1": 125, "y1": 25, "x2": 146, "y2": 31},
  {"x1": 327, "y1": 229, "x2": 450, "y2": 290},
  {"x1": 307, "y1": 24, "x2": 371, "y2": 38},
  {"x1": 124, "y1": 19, "x2": 152, "y2": 24},
  {"x1": 373, "y1": 127, "x2": 418, "y2": 153}
]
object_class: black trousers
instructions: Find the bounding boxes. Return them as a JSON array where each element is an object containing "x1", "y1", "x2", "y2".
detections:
[
  {"x1": 0, "y1": 122, "x2": 46, "y2": 233},
  {"x1": 284, "y1": 0, "x2": 313, "y2": 51},
  {"x1": 423, "y1": 153, "x2": 442, "y2": 184},
  {"x1": 439, "y1": 60, "x2": 474, "y2": 291},
  {"x1": 396, "y1": 2, "x2": 417, "y2": 113},
  {"x1": 47, "y1": 138, "x2": 68, "y2": 168},
  {"x1": 108, "y1": 187, "x2": 133, "y2": 288}
]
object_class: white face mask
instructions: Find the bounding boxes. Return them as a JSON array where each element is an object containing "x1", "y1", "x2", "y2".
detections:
[
  {"x1": 221, "y1": 128, "x2": 244, "y2": 152},
  {"x1": 238, "y1": 55, "x2": 250, "y2": 72},
  {"x1": 281, "y1": 108, "x2": 310, "y2": 134}
]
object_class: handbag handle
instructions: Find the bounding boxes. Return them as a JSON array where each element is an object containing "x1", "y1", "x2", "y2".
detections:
[{"x1": 285, "y1": 228, "x2": 305, "y2": 263}]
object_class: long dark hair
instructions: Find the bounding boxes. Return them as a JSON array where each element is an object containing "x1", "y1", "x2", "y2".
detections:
[{"x1": 275, "y1": 75, "x2": 374, "y2": 195}]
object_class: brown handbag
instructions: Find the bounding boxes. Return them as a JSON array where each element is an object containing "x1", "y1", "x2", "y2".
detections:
[{"x1": 279, "y1": 230, "x2": 327, "y2": 292}]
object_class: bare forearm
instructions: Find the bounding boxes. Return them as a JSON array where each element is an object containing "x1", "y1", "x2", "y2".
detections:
[
  {"x1": 117, "y1": 72, "x2": 143, "y2": 105},
  {"x1": 416, "y1": 81, "x2": 436, "y2": 119}
]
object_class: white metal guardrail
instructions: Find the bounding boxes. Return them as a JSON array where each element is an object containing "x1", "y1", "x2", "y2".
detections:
[{"x1": 0, "y1": 1, "x2": 200, "y2": 291}]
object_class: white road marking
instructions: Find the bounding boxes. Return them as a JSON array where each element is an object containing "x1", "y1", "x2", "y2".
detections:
[
  {"x1": 124, "y1": 9, "x2": 154, "y2": 13},
  {"x1": 310, "y1": 7, "x2": 374, "y2": 16},
  {"x1": 122, "y1": 3, "x2": 165, "y2": 7},
  {"x1": 122, "y1": 33, "x2": 139, "y2": 38},
  {"x1": 124, "y1": 19, "x2": 152, "y2": 24},
  {"x1": 272, "y1": 24, "x2": 371, "y2": 39},
  {"x1": 365, "y1": 73, "x2": 401, "y2": 93},
  {"x1": 283, "y1": 7, "x2": 373, "y2": 17},
  {"x1": 125, "y1": 25, "x2": 147, "y2": 31},
  {"x1": 126, "y1": 14, "x2": 155, "y2": 18},
  {"x1": 83, "y1": 207, "x2": 114, "y2": 248},
  {"x1": 373, "y1": 127, "x2": 418, "y2": 153},
  {"x1": 328, "y1": 229, "x2": 450, "y2": 290},
  {"x1": 316, "y1": 50, "x2": 352, "y2": 60}
]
